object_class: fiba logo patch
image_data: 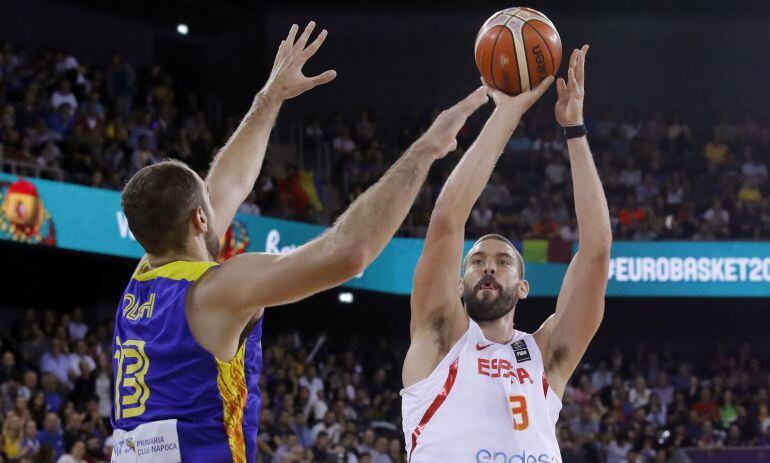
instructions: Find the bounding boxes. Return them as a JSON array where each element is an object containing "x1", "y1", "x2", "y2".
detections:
[{"x1": 511, "y1": 340, "x2": 531, "y2": 363}]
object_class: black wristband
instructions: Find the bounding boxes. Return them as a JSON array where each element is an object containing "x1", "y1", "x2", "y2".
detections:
[{"x1": 563, "y1": 124, "x2": 587, "y2": 139}]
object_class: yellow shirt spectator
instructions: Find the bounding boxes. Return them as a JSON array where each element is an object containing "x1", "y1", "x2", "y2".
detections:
[
  {"x1": 738, "y1": 186, "x2": 762, "y2": 203},
  {"x1": 704, "y1": 141, "x2": 728, "y2": 164},
  {"x1": 2, "y1": 432, "x2": 22, "y2": 459}
]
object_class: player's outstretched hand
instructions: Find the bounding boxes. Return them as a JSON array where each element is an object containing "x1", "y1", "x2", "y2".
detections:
[
  {"x1": 555, "y1": 44, "x2": 589, "y2": 127},
  {"x1": 416, "y1": 87, "x2": 489, "y2": 159},
  {"x1": 264, "y1": 22, "x2": 337, "y2": 101},
  {"x1": 481, "y1": 74, "x2": 553, "y2": 120}
]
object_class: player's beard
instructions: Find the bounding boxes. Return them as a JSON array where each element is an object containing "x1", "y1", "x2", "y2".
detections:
[
  {"x1": 204, "y1": 225, "x2": 220, "y2": 261},
  {"x1": 463, "y1": 274, "x2": 518, "y2": 322}
]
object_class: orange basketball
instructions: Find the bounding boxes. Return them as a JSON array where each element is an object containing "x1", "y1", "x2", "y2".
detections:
[{"x1": 474, "y1": 7, "x2": 562, "y2": 96}]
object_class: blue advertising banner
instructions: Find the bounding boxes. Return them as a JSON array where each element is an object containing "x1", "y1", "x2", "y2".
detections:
[{"x1": 1, "y1": 173, "x2": 769, "y2": 297}]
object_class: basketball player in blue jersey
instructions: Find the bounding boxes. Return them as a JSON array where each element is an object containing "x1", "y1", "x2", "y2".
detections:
[{"x1": 111, "y1": 22, "x2": 490, "y2": 463}]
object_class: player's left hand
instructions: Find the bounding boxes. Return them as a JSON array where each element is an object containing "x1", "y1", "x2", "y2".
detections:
[
  {"x1": 263, "y1": 22, "x2": 337, "y2": 101},
  {"x1": 555, "y1": 44, "x2": 589, "y2": 127}
]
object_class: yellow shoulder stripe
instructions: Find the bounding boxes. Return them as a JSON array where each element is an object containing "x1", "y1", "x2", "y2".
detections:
[{"x1": 132, "y1": 260, "x2": 218, "y2": 282}]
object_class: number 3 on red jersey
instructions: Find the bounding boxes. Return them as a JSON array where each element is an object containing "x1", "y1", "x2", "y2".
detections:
[{"x1": 508, "y1": 395, "x2": 529, "y2": 430}]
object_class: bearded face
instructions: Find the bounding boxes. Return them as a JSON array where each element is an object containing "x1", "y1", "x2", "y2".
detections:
[
  {"x1": 461, "y1": 237, "x2": 526, "y2": 322},
  {"x1": 463, "y1": 273, "x2": 519, "y2": 322}
]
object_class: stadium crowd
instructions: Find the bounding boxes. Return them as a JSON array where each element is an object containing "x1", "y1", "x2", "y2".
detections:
[
  {"x1": 1, "y1": 41, "x2": 770, "y2": 242},
  {"x1": 0, "y1": 307, "x2": 769, "y2": 463}
]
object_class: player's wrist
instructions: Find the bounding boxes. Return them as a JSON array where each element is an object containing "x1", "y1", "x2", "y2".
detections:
[
  {"x1": 562, "y1": 123, "x2": 587, "y2": 139},
  {"x1": 494, "y1": 104, "x2": 524, "y2": 125},
  {"x1": 257, "y1": 83, "x2": 287, "y2": 106},
  {"x1": 410, "y1": 138, "x2": 445, "y2": 162}
]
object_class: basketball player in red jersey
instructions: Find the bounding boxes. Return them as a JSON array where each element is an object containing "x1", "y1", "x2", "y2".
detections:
[{"x1": 401, "y1": 46, "x2": 611, "y2": 462}]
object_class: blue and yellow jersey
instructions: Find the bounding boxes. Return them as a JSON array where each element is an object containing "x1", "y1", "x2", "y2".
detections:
[{"x1": 111, "y1": 260, "x2": 263, "y2": 463}]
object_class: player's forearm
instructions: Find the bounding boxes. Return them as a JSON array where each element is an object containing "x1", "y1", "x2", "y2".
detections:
[
  {"x1": 206, "y1": 91, "x2": 282, "y2": 227},
  {"x1": 432, "y1": 107, "x2": 519, "y2": 228},
  {"x1": 568, "y1": 137, "x2": 612, "y2": 258},
  {"x1": 325, "y1": 142, "x2": 436, "y2": 268}
]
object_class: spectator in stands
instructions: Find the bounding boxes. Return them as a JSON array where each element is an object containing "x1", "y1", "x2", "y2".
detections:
[
  {"x1": 370, "y1": 436, "x2": 392, "y2": 463},
  {"x1": 67, "y1": 308, "x2": 88, "y2": 341},
  {"x1": 720, "y1": 390, "x2": 738, "y2": 428},
  {"x1": 737, "y1": 178, "x2": 762, "y2": 204},
  {"x1": 635, "y1": 174, "x2": 659, "y2": 204},
  {"x1": 544, "y1": 151, "x2": 568, "y2": 185},
  {"x1": 619, "y1": 158, "x2": 642, "y2": 190},
  {"x1": 742, "y1": 148, "x2": 768, "y2": 181},
  {"x1": 51, "y1": 80, "x2": 78, "y2": 111},
  {"x1": 40, "y1": 339, "x2": 70, "y2": 386},
  {"x1": 470, "y1": 199, "x2": 493, "y2": 236},
  {"x1": 1, "y1": 414, "x2": 25, "y2": 460},
  {"x1": 704, "y1": 129, "x2": 729, "y2": 173},
  {"x1": 47, "y1": 103, "x2": 75, "y2": 136},
  {"x1": 312, "y1": 411, "x2": 341, "y2": 443},
  {"x1": 333, "y1": 126, "x2": 356, "y2": 156},
  {"x1": 693, "y1": 388, "x2": 720, "y2": 421},
  {"x1": 556, "y1": 217, "x2": 577, "y2": 243},
  {"x1": 128, "y1": 113, "x2": 156, "y2": 151},
  {"x1": 697, "y1": 420, "x2": 723, "y2": 449},
  {"x1": 703, "y1": 199, "x2": 730, "y2": 238},
  {"x1": 38, "y1": 412, "x2": 65, "y2": 461},
  {"x1": 128, "y1": 135, "x2": 157, "y2": 175},
  {"x1": 56, "y1": 440, "x2": 86, "y2": 463},
  {"x1": 629, "y1": 376, "x2": 651, "y2": 409},
  {"x1": 618, "y1": 196, "x2": 647, "y2": 236},
  {"x1": 531, "y1": 211, "x2": 560, "y2": 240},
  {"x1": 606, "y1": 431, "x2": 632, "y2": 463}
]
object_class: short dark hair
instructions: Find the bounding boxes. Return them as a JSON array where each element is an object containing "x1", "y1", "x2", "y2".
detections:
[
  {"x1": 121, "y1": 159, "x2": 205, "y2": 255},
  {"x1": 464, "y1": 234, "x2": 525, "y2": 278}
]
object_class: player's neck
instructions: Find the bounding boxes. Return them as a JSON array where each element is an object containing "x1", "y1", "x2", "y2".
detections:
[
  {"x1": 475, "y1": 310, "x2": 516, "y2": 344},
  {"x1": 146, "y1": 243, "x2": 211, "y2": 268}
]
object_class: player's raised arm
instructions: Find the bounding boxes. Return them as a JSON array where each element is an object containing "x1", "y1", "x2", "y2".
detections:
[
  {"x1": 403, "y1": 77, "x2": 553, "y2": 386},
  {"x1": 206, "y1": 22, "x2": 336, "y2": 238},
  {"x1": 197, "y1": 87, "x2": 489, "y2": 312},
  {"x1": 534, "y1": 46, "x2": 612, "y2": 398},
  {"x1": 409, "y1": 79, "x2": 553, "y2": 334}
]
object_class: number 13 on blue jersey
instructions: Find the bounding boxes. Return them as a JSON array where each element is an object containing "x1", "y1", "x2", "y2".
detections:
[{"x1": 114, "y1": 337, "x2": 151, "y2": 419}]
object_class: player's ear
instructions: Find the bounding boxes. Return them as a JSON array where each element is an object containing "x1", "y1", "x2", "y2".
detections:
[
  {"x1": 517, "y1": 279, "x2": 529, "y2": 300},
  {"x1": 192, "y1": 207, "x2": 208, "y2": 233}
]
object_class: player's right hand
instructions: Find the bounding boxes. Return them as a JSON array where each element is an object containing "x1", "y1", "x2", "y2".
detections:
[
  {"x1": 263, "y1": 22, "x2": 337, "y2": 101},
  {"x1": 416, "y1": 87, "x2": 489, "y2": 159},
  {"x1": 481, "y1": 74, "x2": 554, "y2": 121}
]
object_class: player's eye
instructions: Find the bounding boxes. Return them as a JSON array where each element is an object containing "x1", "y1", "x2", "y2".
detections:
[
  {"x1": 498, "y1": 260, "x2": 510, "y2": 266},
  {"x1": 472, "y1": 259, "x2": 483, "y2": 265}
]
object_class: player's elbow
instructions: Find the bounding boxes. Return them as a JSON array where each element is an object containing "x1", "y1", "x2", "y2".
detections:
[
  {"x1": 592, "y1": 238, "x2": 613, "y2": 262},
  {"x1": 330, "y1": 244, "x2": 370, "y2": 279},
  {"x1": 580, "y1": 230, "x2": 612, "y2": 262},
  {"x1": 428, "y1": 210, "x2": 461, "y2": 235}
]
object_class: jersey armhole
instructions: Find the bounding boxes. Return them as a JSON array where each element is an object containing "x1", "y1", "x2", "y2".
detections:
[
  {"x1": 401, "y1": 327, "x2": 469, "y2": 395},
  {"x1": 526, "y1": 333, "x2": 564, "y2": 406}
]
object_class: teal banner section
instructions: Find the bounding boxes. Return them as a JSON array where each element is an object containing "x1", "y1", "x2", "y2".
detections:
[
  {"x1": 604, "y1": 242, "x2": 770, "y2": 297},
  {"x1": 1, "y1": 174, "x2": 769, "y2": 297}
]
